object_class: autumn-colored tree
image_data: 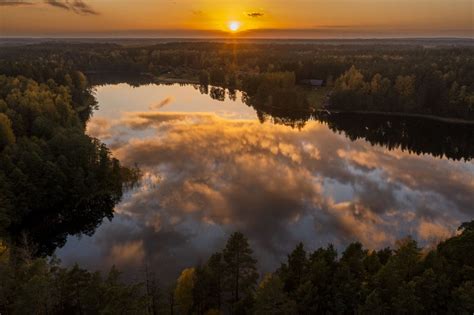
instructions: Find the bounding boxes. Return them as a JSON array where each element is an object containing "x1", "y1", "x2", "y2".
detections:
[
  {"x1": 254, "y1": 274, "x2": 296, "y2": 315},
  {"x1": 175, "y1": 268, "x2": 196, "y2": 314},
  {"x1": 0, "y1": 113, "x2": 15, "y2": 151}
]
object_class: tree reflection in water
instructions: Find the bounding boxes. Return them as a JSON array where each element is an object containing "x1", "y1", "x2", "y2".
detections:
[
  {"x1": 235, "y1": 86, "x2": 474, "y2": 161},
  {"x1": 55, "y1": 82, "x2": 473, "y2": 282}
]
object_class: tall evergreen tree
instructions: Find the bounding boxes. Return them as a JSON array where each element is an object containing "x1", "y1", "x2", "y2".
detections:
[
  {"x1": 207, "y1": 252, "x2": 225, "y2": 311},
  {"x1": 223, "y1": 232, "x2": 258, "y2": 313},
  {"x1": 278, "y1": 242, "x2": 308, "y2": 295}
]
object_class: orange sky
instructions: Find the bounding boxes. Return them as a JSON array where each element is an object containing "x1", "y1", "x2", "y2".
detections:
[{"x1": 0, "y1": 0, "x2": 472, "y2": 37}]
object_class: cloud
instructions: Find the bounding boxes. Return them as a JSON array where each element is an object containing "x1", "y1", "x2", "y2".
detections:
[
  {"x1": 109, "y1": 240, "x2": 145, "y2": 267},
  {"x1": 69, "y1": 0, "x2": 98, "y2": 15},
  {"x1": 191, "y1": 9, "x2": 204, "y2": 16},
  {"x1": 418, "y1": 220, "x2": 453, "y2": 243},
  {"x1": 149, "y1": 96, "x2": 175, "y2": 110},
  {"x1": 0, "y1": 0, "x2": 33, "y2": 5},
  {"x1": 106, "y1": 112, "x2": 471, "y2": 253},
  {"x1": 86, "y1": 117, "x2": 112, "y2": 139},
  {"x1": 247, "y1": 12, "x2": 264, "y2": 18},
  {"x1": 121, "y1": 111, "x2": 215, "y2": 130},
  {"x1": 45, "y1": 0, "x2": 68, "y2": 9},
  {"x1": 45, "y1": 0, "x2": 99, "y2": 15},
  {"x1": 323, "y1": 201, "x2": 393, "y2": 248},
  {"x1": 59, "y1": 88, "x2": 473, "y2": 283}
]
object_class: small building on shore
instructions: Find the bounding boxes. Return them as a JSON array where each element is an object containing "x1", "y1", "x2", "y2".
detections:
[{"x1": 300, "y1": 79, "x2": 325, "y2": 89}]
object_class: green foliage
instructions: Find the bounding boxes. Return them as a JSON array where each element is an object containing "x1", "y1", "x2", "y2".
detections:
[
  {"x1": 1, "y1": 42, "x2": 472, "y2": 119},
  {"x1": 0, "y1": 247, "x2": 147, "y2": 315},
  {"x1": 180, "y1": 222, "x2": 474, "y2": 314},
  {"x1": 0, "y1": 74, "x2": 135, "y2": 255},
  {"x1": 210, "y1": 67, "x2": 226, "y2": 86},
  {"x1": 199, "y1": 70, "x2": 210, "y2": 86},
  {"x1": 277, "y1": 242, "x2": 308, "y2": 296},
  {"x1": 181, "y1": 233, "x2": 258, "y2": 314},
  {"x1": 331, "y1": 63, "x2": 473, "y2": 118},
  {"x1": 2, "y1": 222, "x2": 474, "y2": 314},
  {"x1": 192, "y1": 252, "x2": 225, "y2": 313},
  {"x1": 317, "y1": 111, "x2": 474, "y2": 161},
  {"x1": 254, "y1": 274, "x2": 296, "y2": 315},
  {"x1": 452, "y1": 281, "x2": 474, "y2": 313},
  {"x1": 223, "y1": 232, "x2": 258, "y2": 313}
]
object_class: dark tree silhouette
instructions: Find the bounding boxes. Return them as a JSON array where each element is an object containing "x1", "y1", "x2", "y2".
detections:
[{"x1": 223, "y1": 232, "x2": 258, "y2": 313}]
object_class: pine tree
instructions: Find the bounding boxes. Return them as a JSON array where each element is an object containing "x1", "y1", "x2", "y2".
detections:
[
  {"x1": 223, "y1": 232, "x2": 258, "y2": 312},
  {"x1": 278, "y1": 242, "x2": 308, "y2": 295}
]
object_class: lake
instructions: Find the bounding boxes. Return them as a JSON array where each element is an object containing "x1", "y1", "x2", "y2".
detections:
[{"x1": 57, "y1": 83, "x2": 474, "y2": 282}]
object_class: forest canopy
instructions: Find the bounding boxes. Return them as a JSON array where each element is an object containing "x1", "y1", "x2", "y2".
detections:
[
  {"x1": 1, "y1": 41, "x2": 473, "y2": 119},
  {"x1": 0, "y1": 72, "x2": 138, "y2": 255},
  {"x1": 1, "y1": 224, "x2": 473, "y2": 314}
]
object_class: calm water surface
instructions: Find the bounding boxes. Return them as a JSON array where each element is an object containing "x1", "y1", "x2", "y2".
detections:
[{"x1": 57, "y1": 83, "x2": 474, "y2": 281}]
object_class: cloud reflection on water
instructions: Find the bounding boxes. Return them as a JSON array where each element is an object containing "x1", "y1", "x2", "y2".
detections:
[{"x1": 58, "y1": 84, "x2": 474, "y2": 282}]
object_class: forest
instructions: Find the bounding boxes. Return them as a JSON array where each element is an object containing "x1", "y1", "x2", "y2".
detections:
[
  {"x1": 0, "y1": 41, "x2": 473, "y2": 119},
  {"x1": 1, "y1": 222, "x2": 473, "y2": 314},
  {"x1": 0, "y1": 41, "x2": 473, "y2": 314},
  {"x1": 0, "y1": 69, "x2": 139, "y2": 256}
]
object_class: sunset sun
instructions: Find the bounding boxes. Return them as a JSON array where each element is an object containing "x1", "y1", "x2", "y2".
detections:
[{"x1": 228, "y1": 21, "x2": 241, "y2": 32}]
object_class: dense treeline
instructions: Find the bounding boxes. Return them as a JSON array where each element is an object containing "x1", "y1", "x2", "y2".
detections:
[
  {"x1": 0, "y1": 71, "x2": 138, "y2": 255},
  {"x1": 331, "y1": 65, "x2": 473, "y2": 118},
  {"x1": 0, "y1": 242, "x2": 147, "y2": 314},
  {"x1": 1, "y1": 42, "x2": 473, "y2": 119},
  {"x1": 0, "y1": 47, "x2": 141, "y2": 314},
  {"x1": 196, "y1": 84, "x2": 474, "y2": 161},
  {"x1": 1, "y1": 223, "x2": 473, "y2": 314},
  {"x1": 316, "y1": 112, "x2": 474, "y2": 161},
  {"x1": 169, "y1": 224, "x2": 474, "y2": 314}
]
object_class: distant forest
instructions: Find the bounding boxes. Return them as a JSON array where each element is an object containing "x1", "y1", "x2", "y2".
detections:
[
  {"x1": 0, "y1": 41, "x2": 473, "y2": 314},
  {"x1": 0, "y1": 41, "x2": 473, "y2": 119}
]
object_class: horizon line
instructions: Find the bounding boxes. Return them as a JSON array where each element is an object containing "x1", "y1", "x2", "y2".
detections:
[
  {"x1": 1, "y1": 36, "x2": 473, "y2": 41},
  {"x1": 1, "y1": 26, "x2": 472, "y2": 39}
]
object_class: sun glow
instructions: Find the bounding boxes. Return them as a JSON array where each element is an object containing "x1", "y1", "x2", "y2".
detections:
[{"x1": 228, "y1": 21, "x2": 241, "y2": 32}]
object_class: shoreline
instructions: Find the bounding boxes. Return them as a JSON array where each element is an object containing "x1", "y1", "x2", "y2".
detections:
[
  {"x1": 84, "y1": 71, "x2": 474, "y2": 124},
  {"x1": 319, "y1": 109, "x2": 474, "y2": 125}
]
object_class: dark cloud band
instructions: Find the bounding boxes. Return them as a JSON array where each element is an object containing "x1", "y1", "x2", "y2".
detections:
[
  {"x1": 45, "y1": 0, "x2": 99, "y2": 15},
  {"x1": 248, "y1": 12, "x2": 264, "y2": 18},
  {"x1": 0, "y1": 0, "x2": 34, "y2": 6},
  {"x1": 0, "y1": 0, "x2": 99, "y2": 14}
]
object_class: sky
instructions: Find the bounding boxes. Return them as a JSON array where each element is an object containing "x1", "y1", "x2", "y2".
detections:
[{"x1": 0, "y1": 0, "x2": 472, "y2": 38}]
